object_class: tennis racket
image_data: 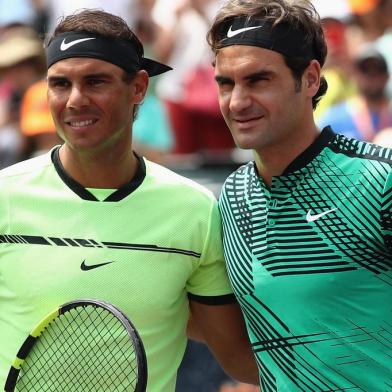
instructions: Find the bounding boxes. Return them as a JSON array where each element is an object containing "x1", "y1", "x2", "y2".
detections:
[{"x1": 4, "y1": 299, "x2": 147, "y2": 392}]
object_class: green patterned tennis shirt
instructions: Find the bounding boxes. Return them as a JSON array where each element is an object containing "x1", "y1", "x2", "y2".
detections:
[{"x1": 219, "y1": 127, "x2": 392, "y2": 391}]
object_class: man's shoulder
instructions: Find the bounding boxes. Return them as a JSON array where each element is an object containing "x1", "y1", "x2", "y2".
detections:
[
  {"x1": 144, "y1": 159, "x2": 217, "y2": 201},
  {"x1": 222, "y1": 161, "x2": 255, "y2": 187},
  {"x1": 0, "y1": 151, "x2": 53, "y2": 183},
  {"x1": 328, "y1": 133, "x2": 392, "y2": 166}
]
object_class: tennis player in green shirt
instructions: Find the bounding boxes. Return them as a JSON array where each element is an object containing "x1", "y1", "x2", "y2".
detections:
[
  {"x1": 207, "y1": 0, "x2": 392, "y2": 390},
  {"x1": 0, "y1": 9, "x2": 258, "y2": 391}
]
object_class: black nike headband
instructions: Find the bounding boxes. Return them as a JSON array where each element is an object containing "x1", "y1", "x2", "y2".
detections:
[
  {"x1": 216, "y1": 16, "x2": 316, "y2": 60},
  {"x1": 46, "y1": 32, "x2": 172, "y2": 76}
]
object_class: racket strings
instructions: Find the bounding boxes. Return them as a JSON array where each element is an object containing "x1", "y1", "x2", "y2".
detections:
[{"x1": 15, "y1": 304, "x2": 140, "y2": 391}]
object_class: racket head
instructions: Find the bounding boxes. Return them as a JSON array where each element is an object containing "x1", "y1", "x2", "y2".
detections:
[{"x1": 5, "y1": 299, "x2": 147, "y2": 392}]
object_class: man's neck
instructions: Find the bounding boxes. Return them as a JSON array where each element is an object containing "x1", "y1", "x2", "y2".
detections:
[
  {"x1": 58, "y1": 145, "x2": 138, "y2": 189},
  {"x1": 254, "y1": 126, "x2": 320, "y2": 186}
]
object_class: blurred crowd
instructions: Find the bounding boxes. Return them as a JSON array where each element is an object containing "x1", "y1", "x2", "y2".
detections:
[
  {"x1": 1, "y1": 0, "x2": 392, "y2": 391},
  {"x1": 0, "y1": 0, "x2": 239, "y2": 171},
  {"x1": 313, "y1": 0, "x2": 392, "y2": 148},
  {"x1": 1, "y1": 0, "x2": 392, "y2": 172}
]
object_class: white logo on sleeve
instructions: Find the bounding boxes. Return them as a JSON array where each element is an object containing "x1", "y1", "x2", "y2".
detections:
[
  {"x1": 227, "y1": 25, "x2": 262, "y2": 38},
  {"x1": 60, "y1": 37, "x2": 96, "y2": 51},
  {"x1": 306, "y1": 208, "x2": 337, "y2": 222}
]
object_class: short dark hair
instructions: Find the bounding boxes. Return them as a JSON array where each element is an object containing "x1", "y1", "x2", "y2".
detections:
[
  {"x1": 47, "y1": 9, "x2": 143, "y2": 56},
  {"x1": 207, "y1": 0, "x2": 328, "y2": 109}
]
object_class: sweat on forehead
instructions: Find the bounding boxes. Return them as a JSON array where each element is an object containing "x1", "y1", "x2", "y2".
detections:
[
  {"x1": 216, "y1": 16, "x2": 315, "y2": 60},
  {"x1": 46, "y1": 32, "x2": 172, "y2": 77}
]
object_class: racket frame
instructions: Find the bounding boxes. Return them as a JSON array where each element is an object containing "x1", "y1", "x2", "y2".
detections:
[{"x1": 4, "y1": 299, "x2": 147, "y2": 392}]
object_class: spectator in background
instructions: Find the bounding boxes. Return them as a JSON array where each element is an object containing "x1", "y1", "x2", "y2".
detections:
[
  {"x1": 312, "y1": 0, "x2": 358, "y2": 120},
  {"x1": 19, "y1": 78, "x2": 61, "y2": 157},
  {"x1": 346, "y1": 0, "x2": 392, "y2": 55},
  {"x1": 152, "y1": 0, "x2": 235, "y2": 159},
  {"x1": 317, "y1": 44, "x2": 392, "y2": 141},
  {"x1": 346, "y1": 0, "x2": 384, "y2": 50},
  {"x1": 132, "y1": 79, "x2": 174, "y2": 164},
  {"x1": 375, "y1": 0, "x2": 392, "y2": 98},
  {"x1": 0, "y1": 25, "x2": 45, "y2": 124},
  {"x1": 132, "y1": 0, "x2": 174, "y2": 164},
  {"x1": 0, "y1": 25, "x2": 46, "y2": 168}
]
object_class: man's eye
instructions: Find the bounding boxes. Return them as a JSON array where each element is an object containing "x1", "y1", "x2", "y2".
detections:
[
  {"x1": 250, "y1": 76, "x2": 268, "y2": 84},
  {"x1": 217, "y1": 80, "x2": 234, "y2": 92},
  {"x1": 50, "y1": 80, "x2": 69, "y2": 88},
  {"x1": 218, "y1": 81, "x2": 230, "y2": 87},
  {"x1": 88, "y1": 79, "x2": 105, "y2": 86}
]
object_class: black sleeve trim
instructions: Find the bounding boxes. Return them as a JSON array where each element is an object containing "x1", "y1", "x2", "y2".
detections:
[{"x1": 188, "y1": 293, "x2": 236, "y2": 305}]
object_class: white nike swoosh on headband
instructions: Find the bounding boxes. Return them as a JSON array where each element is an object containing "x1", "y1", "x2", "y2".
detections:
[
  {"x1": 227, "y1": 25, "x2": 262, "y2": 38},
  {"x1": 60, "y1": 37, "x2": 96, "y2": 51}
]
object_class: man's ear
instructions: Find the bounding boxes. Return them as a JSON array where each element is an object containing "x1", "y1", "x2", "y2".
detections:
[
  {"x1": 132, "y1": 70, "x2": 149, "y2": 104},
  {"x1": 304, "y1": 59, "x2": 321, "y2": 97}
]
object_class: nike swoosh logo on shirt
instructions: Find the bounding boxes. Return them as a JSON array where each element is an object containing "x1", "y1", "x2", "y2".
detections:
[
  {"x1": 306, "y1": 208, "x2": 337, "y2": 223},
  {"x1": 60, "y1": 37, "x2": 96, "y2": 51},
  {"x1": 80, "y1": 260, "x2": 113, "y2": 271},
  {"x1": 227, "y1": 25, "x2": 262, "y2": 38}
]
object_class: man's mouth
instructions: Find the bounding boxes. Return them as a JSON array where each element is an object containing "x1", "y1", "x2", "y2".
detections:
[{"x1": 66, "y1": 119, "x2": 98, "y2": 127}]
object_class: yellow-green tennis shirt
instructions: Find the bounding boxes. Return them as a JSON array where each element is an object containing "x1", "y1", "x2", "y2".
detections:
[{"x1": 0, "y1": 147, "x2": 234, "y2": 391}]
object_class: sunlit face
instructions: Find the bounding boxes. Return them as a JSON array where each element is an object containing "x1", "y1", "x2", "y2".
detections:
[
  {"x1": 215, "y1": 45, "x2": 319, "y2": 154},
  {"x1": 47, "y1": 57, "x2": 147, "y2": 156}
]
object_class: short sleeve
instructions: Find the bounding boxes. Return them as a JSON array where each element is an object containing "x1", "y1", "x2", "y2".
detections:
[{"x1": 186, "y1": 200, "x2": 234, "y2": 304}]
